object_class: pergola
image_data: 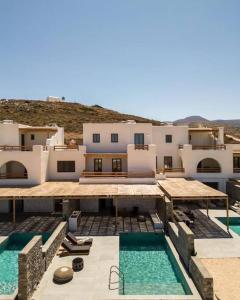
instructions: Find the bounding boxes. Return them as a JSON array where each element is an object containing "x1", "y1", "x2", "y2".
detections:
[
  {"x1": 158, "y1": 178, "x2": 230, "y2": 231},
  {"x1": 0, "y1": 182, "x2": 164, "y2": 225}
]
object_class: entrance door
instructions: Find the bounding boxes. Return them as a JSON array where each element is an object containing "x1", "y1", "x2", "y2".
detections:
[
  {"x1": 99, "y1": 198, "x2": 113, "y2": 214},
  {"x1": 94, "y1": 158, "x2": 102, "y2": 172}
]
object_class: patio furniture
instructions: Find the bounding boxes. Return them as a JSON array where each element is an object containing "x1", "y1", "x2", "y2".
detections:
[
  {"x1": 66, "y1": 232, "x2": 93, "y2": 246},
  {"x1": 72, "y1": 257, "x2": 84, "y2": 272},
  {"x1": 53, "y1": 266, "x2": 73, "y2": 284},
  {"x1": 174, "y1": 209, "x2": 193, "y2": 225},
  {"x1": 59, "y1": 240, "x2": 90, "y2": 256},
  {"x1": 137, "y1": 215, "x2": 146, "y2": 222}
]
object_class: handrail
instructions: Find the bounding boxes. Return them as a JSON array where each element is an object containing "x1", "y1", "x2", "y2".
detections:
[
  {"x1": 0, "y1": 173, "x2": 28, "y2": 179},
  {"x1": 81, "y1": 171, "x2": 155, "y2": 178},
  {"x1": 109, "y1": 265, "x2": 125, "y2": 295},
  {"x1": 233, "y1": 168, "x2": 240, "y2": 173}
]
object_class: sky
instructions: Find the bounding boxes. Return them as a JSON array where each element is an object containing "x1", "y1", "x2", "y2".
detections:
[{"x1": 0, "y1": 0, "x2": 240, "y2": 121}]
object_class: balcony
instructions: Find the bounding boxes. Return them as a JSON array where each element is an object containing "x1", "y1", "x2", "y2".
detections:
[
  {"x1": 233, "y1": 168, "x2": 240, "y2": 173},
  {"x1": 179, "y1": 144, "x2": 226, "y2": 150}
]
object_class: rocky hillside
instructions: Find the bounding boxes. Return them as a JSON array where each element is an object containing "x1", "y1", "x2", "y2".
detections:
[{"x1": 0, "y1": 99, "x2": 163, "y2": 141}]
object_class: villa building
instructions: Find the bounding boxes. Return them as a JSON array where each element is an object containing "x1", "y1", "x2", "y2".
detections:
[{"x1": 0, "y1": 119, "x2": 239, "y2": 215}]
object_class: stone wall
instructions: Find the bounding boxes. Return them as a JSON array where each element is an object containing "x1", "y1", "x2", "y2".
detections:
[
  {"x1": 168, "y1": 221, "x2": 195, "y2": 267},
  {"x1": 156, "y1": 197, "x2": 173, "y2": 224},
  {"x1": 42, "y1": 221, "x2": 67, "y2": 270},
  {"x1": 189, "y1": 256, "x2": 214, "y2": 300},
  {"x1": 18, "y1": 236, "x2": 45, "y2": 300}
]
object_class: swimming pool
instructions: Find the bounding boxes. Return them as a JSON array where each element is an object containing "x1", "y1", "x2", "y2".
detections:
[
  {"x1": 0, "y1": 232, "x2": 51, "y2": 295},
  {"x1": 119, "y1": 232, "x2": 192, "y2": 295},
  {"x1": 217, "y1": 217, "x2": 240, "y2": 235}
]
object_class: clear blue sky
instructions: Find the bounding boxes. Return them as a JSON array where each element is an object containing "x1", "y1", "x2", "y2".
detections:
[{"x1": 0, "y1": 1, "x2": 240, "y2": 121}]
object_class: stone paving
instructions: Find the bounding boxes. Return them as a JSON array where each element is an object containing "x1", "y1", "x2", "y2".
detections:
[
  {"x1": 0, "y1": 215, "x2": 63, "y2": 236},
  {"x1": 75, "y1": 214, "x2": 159, "y2": 236}
]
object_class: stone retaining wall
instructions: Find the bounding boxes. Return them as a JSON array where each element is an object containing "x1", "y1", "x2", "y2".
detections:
[
  {"x1": 189, "y1": 256, "x2": 214, "y2": 300},
  {"x1": 18, "y1": 236, "x2": 45, "y2": 300},
  {"x1": 157, "y1": 197, "x2": 173, "y2": 224},
  {"x1": 168, "y1": 221, "x2": 195, "y2": 267},
  {"x1": 42, "y1": 221, "x2": 67, "y2": 270}
]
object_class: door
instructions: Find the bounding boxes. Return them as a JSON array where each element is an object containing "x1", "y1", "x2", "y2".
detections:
[
  {"x1": 21, "y1": 134, "x2": 25, "y2": 147},
  {"x1": 99, "y1": 198, "x2": 113, "y2": 213},
  {"x1": 112, "y1": 158, "x2": 122, "y2": 172},
  {"x1": 94, "y1": 159, "x2": 102, "y2": 172}
]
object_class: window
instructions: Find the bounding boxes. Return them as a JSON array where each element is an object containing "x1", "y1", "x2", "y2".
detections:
[
  {"x1": 134, "y1": 133, "x2": 144, "y2": 145},
  {"x1": 111, "y1": 133, "x2": 118, "y2": 143},
  {"x1": 233, "y1": 155, "x2": 240, "y2": 168},
  {"x1": 164, "y1": 156, "x2": 172, "y2": 169},
  {"x1": 93, "y1": 133, "x2": 100, "y2": 143},
  {"x1": 57, "y1": 161, "x2": 75, "y2": 172},
  {"x1": 94, "y1": 158, "x2": 102, "y2": 172},
  {"x1": 31, "y1": 134, "x2": 35, "y2": 141},
  {"x1": 165, "y1": 135, "x2": 172, "y2": 143},
  {"x1": 112, "y1": 158, "x2": 122, "y2": 172}
]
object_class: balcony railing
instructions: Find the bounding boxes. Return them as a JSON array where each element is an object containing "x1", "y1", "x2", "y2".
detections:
[
  {"x1": 134, "y1": 144, "x2": 149, "y2": 150},
  {"x1": 197, "y1": 168, "x2": 221, "y2": 173},
  {"x1": 233, "y1": 168, "x2": 240, "y2": 173},
  {"x1": 54, "y1": 145, "x2": 79, "y2": 150},
  {"x1": 81, "y1": 171, "x2": 155, "y2": 178},
  {"x1": 0, "y1": 173, "x2": 28, "y2": 179},
  {"x1": 179, "y1": 144, "x2": 226, "y2": 150},
  {"x1": 158, "y1": 168, "x2": 185, "y2": 173},
  {"x1": 0, "y1": 145, "x2": 32, "y2": 151}
]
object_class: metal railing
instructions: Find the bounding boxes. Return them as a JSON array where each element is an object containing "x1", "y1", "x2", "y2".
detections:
[
  {"x1": 233, "y1": 168, "x2": 240, "y2": 173},
  {"x1": 54, "y1": 145, "x2": 79, "y2": 150},
  {"x1": 0, "y1": 145, "x2": 32, "y2": 151},
  {"x1": 197, "y1": 168, "x2": 221, "y2": 173},
  {"x1": 109, "y1": 265, "x2": 125, "y2": 295},
  {"x1": 179, "y1": 144, "x2": 226, "y2": 150},
  {"x1": 81, "y1": 171, "x2": 155, "y2": 178},
  {"x1": 158, "y1": 168, "x2": 185, "y2": 173},
  {"x1": 134, "y1": 144, "x2": 149, "y2": 150},
  {"x1": 0, "y1": 173, "x2": 28, "y2": 179}
]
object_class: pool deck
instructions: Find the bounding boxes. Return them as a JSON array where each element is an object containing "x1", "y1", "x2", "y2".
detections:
[
  {"x1": 195, "y1": 209, "x2": 240, "y2": 258},
  {"x1": 32, "y1": 235, "x2": 200, "y2": 300},
  {"x1": 33, "y1": 236, "x2": 119, "y2": 300}
]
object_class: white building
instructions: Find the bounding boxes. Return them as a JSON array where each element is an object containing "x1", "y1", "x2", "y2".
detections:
[{"x1": 0, "y1": 119, "x2": 239, "y2": 213}]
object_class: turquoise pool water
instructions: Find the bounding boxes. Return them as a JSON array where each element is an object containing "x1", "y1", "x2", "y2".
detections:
[
  {"x1": 119, "y1": 233, "x2": 192, "y2": 295},
  {"x1": 217, "y1": 217, "x2": 240, "y2": 235},
  {"x1": 0, "y1": 232, "x2": 51, "y2": 295}
]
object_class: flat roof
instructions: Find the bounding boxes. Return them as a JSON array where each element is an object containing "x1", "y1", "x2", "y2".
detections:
[
  {"x1": 158, "y1": 178, "x2": 227, "y2": 200},
  {"x1": 188, "y1": 127, "x2": 218, "y2": 132},
  {"x1": 0, "y1": 182, "x2": 164, "y2": 199}
]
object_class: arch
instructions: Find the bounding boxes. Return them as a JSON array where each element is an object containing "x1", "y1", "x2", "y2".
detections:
[
  {"x1": 0, "y1": 161, "x2": 28, "y2": 179},
  {"x1": 197, "y1": 158, "x2": 221, "y2": 173}
]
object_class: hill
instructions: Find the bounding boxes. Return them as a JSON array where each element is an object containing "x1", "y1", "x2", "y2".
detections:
[
  {"x1": 174, "y1": 115, "x2": 240, "y2": 139},
  {"x1": 0, "y1": 99, "x2": 163, "y2": 142}
]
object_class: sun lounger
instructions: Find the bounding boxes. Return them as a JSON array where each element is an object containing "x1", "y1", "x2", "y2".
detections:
[
  {"x1": 59, "y1": 240, "x2": 90, "y2": 256},
  {"x1": 66, "y1": 232, "x2": 93, "y2": 246}
]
